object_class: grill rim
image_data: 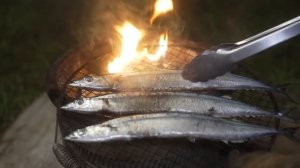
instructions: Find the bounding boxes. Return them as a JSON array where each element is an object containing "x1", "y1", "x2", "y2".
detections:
[{"x1": 47, "y1": 38, "x2": 282, "y2": 168}]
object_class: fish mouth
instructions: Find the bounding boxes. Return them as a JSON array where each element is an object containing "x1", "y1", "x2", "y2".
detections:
[
  {"x1": 69, "y1": 82, "x2": 112, "y2": 91},
  {"x1": 64, "y1": 134, "x2": 79, "y2": 141},
  {"x1": 69, "y1": 82, "x2": 82, "y2": 87},
  {"x1": 61, "y1": 103, "x2": 99, "y2": 113},
  {"x1": 60, "y1": 104, "x2": 75, "y2": 111}
]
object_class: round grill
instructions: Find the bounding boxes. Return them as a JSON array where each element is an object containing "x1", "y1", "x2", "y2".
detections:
[{"x1": 47, "y1": 39, "x2": 281, "y2": 168}]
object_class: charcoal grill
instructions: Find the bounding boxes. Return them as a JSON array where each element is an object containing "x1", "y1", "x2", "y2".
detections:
[{"x1": 47, "y1": 38, "x2": 281, "y2": 168}]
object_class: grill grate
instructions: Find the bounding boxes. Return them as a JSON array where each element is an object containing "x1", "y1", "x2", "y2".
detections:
[{"x1": 48, "y1": 39, "x2": 282, "y2": 168}]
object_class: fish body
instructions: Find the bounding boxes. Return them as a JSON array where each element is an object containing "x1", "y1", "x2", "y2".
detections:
[
  {"x1": 61, "y1": 92, "x2": 280, "y2": 118},
  {"x1": 64, "y1": 113, "x2": 279, "y2": 143},
  {"x1": 69, "y1": 70, "x2": 280, "y2": 92}
]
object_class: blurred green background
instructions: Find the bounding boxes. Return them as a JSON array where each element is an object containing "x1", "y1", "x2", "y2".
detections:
[{"x1": 0, "y1": 0, "x2": 299, "y2": 134}]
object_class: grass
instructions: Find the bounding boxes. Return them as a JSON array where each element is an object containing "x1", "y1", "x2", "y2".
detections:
[
  {"x1": 0, "y1": 0, "x2": 75, "y2": 133},
  {"x1": 0, "y1": 0, "x2": 300, "y2": 134}
]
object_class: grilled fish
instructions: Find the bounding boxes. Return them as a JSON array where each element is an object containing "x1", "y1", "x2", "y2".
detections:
[
  {"x1": 61, "y1": 92, "x2": 282, "y2": 118},
  {"x1": 69, "y1": 70, "x2": 283, "y2": 93},
  {"x1": 64, "y1": 113, "x2": 289, "y2": 143}
]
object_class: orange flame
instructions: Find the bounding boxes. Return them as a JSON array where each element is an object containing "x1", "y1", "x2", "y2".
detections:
[
  {"x1": 108, "y1": 22, "x2": 143, "y2": 73},
  {"x1": 108, "y1": 0, "x2": 173, "y2": 73},
  {"x1": 108, "y1": 21, "x2": 169, "y2": 74},
  {"x1": 143, "y1": 33, "x2": 168, "y2": 61},
  {"x1": 150, "y1": 0, "x2": 174, "y2": 24}
]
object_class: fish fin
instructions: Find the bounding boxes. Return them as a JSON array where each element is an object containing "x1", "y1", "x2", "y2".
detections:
[
  {"x1": 208, "y1": 107, "x2": 216, "y2": 116},
  {"x1": 282, "y1": 127, "x2": 300, "y2": 143}
]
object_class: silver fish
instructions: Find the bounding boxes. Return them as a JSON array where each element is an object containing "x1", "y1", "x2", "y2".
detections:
[
  {"x1": 64, "y1": 113, "x2": 281, "y2": 143},
  {"x1": 69, "y1": 70, "x2": 282, "y2": 93},
  {"x1": 61, "y1": 92, "x2": 282, "y2": 118}
]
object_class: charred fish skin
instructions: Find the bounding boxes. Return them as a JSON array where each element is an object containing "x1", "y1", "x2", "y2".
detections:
[
  {"x1": 69, "y1": 70, "x2": 280, "y2": 92},
  {"x1": 64, "y1": 113, "x2": 279, "y2": 143},
  {"x1": 61, "y1": 92, "x2": 281, "y2": 118}
]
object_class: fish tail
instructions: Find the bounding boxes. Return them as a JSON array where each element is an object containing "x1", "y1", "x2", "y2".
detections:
[
  {"x1": 279, "y1": 92, "x2": 298, "y2": 104},
  {"x1": 276, "y1": 107, "x2": 297, "y2": 119},
  {"x1": 281, "y1": 127, "x2": 300, "y2": 143},
  {"x1": 275, "y1": 84, "x2": 298, "y2": 104},
  {"x1": 277, "y1": 83, "x2": 290, "y2": 92}
]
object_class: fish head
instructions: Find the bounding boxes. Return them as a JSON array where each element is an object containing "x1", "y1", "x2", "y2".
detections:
[
  {"x1": 69, "y1": 75, "x2": 109, "y2": 89},
  {"x1": 65, "y1": 124, "x2": 116, "y2": 142},
  {"x1": 61, "y1": 98, "x2": 103, "y2": 112}
]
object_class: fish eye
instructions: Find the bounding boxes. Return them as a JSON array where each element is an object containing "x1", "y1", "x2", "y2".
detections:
[
  {"x1": 78, "y1": 129, "x2": 87, "y2": 135},
  {"x1": 84, "y1": 76, "x2": 94, "y2": 82},
  {"x1": 76, "y1": 99, "x2": 84, "y2": 105}
]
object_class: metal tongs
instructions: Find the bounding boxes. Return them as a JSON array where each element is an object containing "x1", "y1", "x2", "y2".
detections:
[{"x1": 183, "y1": 16, "x2": 300, "y2": 82}]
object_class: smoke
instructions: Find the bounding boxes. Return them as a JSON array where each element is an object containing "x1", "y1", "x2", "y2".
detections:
[
  {"x1": 67, "y1": 0, "x2": 184, "y2": 44},
  {"x1": 68, "y1": 0, "x2": 149, "y2": 42}
]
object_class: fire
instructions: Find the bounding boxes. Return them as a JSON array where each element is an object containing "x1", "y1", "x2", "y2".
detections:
[
  {"x1": 108, "y1": 22, "x2": 143, "y2": 73},
  {"x1": 143, "y1": 33, "x2": 168, "y2": 61},
  {"x1": 108, "y1": 22, "x2": 169, "y2": 73},
  {"x1": 108, "y1": 0, "x2": 173, "y2": 73},
  {"x1": 150, "y1": 0, "x2": 174, "y2": 24}
]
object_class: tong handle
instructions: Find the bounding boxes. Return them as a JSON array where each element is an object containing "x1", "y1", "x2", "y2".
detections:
[
  {"x1": 218, "y1": 16, "x2": 300, "y2": 62},
  {"x1": 183, "y1": 16, "x2": 300, "y2": 82}
]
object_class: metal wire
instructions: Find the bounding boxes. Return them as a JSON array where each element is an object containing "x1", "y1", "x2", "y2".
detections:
[{"x1": 50, "y1": 40, "x2": 282, "y2": 168}]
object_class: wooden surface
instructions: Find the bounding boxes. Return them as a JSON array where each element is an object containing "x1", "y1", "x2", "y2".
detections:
[{"x1": 0, "y1": 93, "x2": 62, "y2": 168}]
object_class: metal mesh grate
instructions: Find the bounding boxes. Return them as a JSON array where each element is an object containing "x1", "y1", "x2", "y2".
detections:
[{"x1": 48, "y1": 39, "x2": 282, "y2": 168}]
